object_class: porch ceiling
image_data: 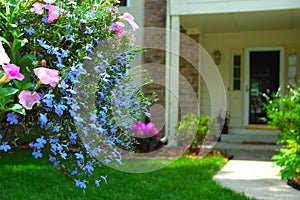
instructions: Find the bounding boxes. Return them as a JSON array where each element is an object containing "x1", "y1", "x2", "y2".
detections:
[{"x1": 180, "y1": 9, "x2": 300, "y2": 32}]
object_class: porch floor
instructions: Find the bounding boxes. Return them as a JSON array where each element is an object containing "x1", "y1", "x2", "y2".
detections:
[{"x1": 214, "y1": 133, "x2": 281, "y2": 161}]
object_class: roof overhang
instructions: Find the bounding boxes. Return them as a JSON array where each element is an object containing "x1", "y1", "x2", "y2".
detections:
[{"x1": 180, "y1": 9, "x2": 300, "y2": 32}]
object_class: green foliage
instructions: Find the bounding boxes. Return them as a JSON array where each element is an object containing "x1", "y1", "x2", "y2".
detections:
[
  {"x1": 0, "y1": 150, "x2": 253, "y2": 200},
  {"x1": 176, "y1": 112, "x2": 210, "y2": 154},
  {"x1": 264, "y1": 86, "x2": 300, "y2": 181}
]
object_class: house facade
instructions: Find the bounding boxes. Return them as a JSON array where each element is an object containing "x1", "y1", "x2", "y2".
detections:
[{"x1": 120, "y1": 0, "x2": 300, "y2": 141}]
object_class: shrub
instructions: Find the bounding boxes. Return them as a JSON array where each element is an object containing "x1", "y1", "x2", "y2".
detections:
[
  {"x1": 176, "y1": 112, "x2": 210, "y2": 154},
  {"x1": 264, "y1": 86, "x2": 300, "y2": 184}
]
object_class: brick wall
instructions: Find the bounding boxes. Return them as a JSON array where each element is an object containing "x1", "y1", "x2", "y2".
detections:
[
  {"x1": 143, "y1": 0, "x2": 167, "y2": 132},
  {"x1": 142, "y1": 0, "x2": 199, "y2": 131}
]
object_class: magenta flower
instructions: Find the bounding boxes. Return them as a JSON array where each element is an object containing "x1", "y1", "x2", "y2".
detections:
[
  {"x1": 19, "y1": 91, "x2": 41, "y2": 110},
  {"x1": 119, "y1": 12, "x2": 139, "y2": 31},
  {"x1": 46, "y1": 5, "x2": 62, "y2": 23},
  {"x1": 34, "y1": 67, "x2": 61, "y2": 87},
  {"x1": 0, "y1": 42, "x2": 10, "y2": 66},
  {"x1": 131, "y1": 122, "x2": 159, "y2": 138},
  {"x1": 30, "y1": 2, "x2": 44, "y2": 15},
  {"x1": 1, "y1": 64, "x2": 24, "y2": 83}
]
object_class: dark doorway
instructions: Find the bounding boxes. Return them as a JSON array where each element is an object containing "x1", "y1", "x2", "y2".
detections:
[
  {"x1": 249, "y1": 51, "x2": 280, "y2": 124},
  {"x1": 118, "y1": 0, "x2": 127, "y2": 6}
]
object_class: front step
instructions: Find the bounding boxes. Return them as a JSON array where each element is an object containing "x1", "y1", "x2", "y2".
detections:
[
  {"x1": 214, "y1": 133, "x2": 281, "y2": 161},
  {"x1": 220, "y1": 134, "x2": 278, "y2": 143}
]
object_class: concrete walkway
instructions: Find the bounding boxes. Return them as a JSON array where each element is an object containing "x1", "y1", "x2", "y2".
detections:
[{"x1": 213, "y1": 160, "x2": 299, "y2": 200}]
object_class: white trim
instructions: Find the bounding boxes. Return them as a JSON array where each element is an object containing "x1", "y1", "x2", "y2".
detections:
[
  {"x1": 168, "y1": 16, "x2": 180, "y2": 146},
  {"x1": 161, "y1": 0, "x2": 171, "y2": 143},
  {"x1": 170, "y1": 0, "x2": 300, "y2": 16},
  {"x1": 243, "y1": 46, "x2": 285, "y2": 126}
]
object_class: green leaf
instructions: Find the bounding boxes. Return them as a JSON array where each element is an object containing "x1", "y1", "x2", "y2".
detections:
[
  {"x1": 0, "y1": 36, "x2": 10, "y2": 46},
  {"x1": 0, "y1": 96, "x2": 14, "y2": 107},
  {"x1": 8, "y1": 104, "x2": 25, "y2": 115},
  {"x1": 17, "y1": 54, "x2": 35, "y2": 68},
  {"x1": 0, "y1": 87, "x2": 19, "y2": 98},
  {"x1": 11, "y1": 28, "x2": 22, "y2": 38}
]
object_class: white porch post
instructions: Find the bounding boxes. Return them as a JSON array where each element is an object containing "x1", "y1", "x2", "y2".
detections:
[{"x1": 164, "y1": 15, "x2": 180, "y2": 146}]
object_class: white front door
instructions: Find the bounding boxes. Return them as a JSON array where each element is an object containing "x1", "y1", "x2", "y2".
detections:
[{"x1": 244, "y1": 47, "x2": 285, "y2": 125}]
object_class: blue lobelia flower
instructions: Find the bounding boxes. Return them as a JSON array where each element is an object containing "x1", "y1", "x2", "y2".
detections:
[
  {"x1": 33, "y1": 136, "x2": 47, "y2": 149},
  {"x1": 83, "y1": 163, "x2": 94, "y2": 174},
  {"x1": 25, "y1": 27, "x2": 35, "y2": 35},
  {"x1": 19, "y1": 18, "x2": 26, "y2": 24},
  {"x1": 95, "y1": 180, "x2": 101, "y2": 187},
  {"x1": 39, "y1": 113, "x2": 48, "y2": 126},
  {"x1": 6, "y1": 112, "x2": 18, "y2": 125},
  {"x1": 65, "y1": 24, "x2": 73, "y2": 30},
  {"x1": 32, "y1": 150, "x2": 43, "y2": 159},
  {"x1": 61, "y1": 49, "x2": 70, "y2": 58},
  {"x1": 75, "y1": 151, "x2": 84, "y2": 160},
  {"x1": 0, "y1": 142, "x2": 11, "y2": 152},
  {"x1": 75, "y1": 179, "x2": 86, "y2": 189},
  {"x1": 55, "y1": 104, "x2": 67, "y2": 116}
]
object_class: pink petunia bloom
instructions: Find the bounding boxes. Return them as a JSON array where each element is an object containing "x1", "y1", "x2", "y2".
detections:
[
  {"x1": 30, "y1": 2, "x2": 45, "y2": 15},
  {"x1": 46, "y1": 4, "x2": 62, "y2": 23},
  {"x1": 1, "y1": 64, "x2": 24, "y2": 83},
  {"x1": 119, "y1": 12, "x2": 139, "y2": 31},
  {"x1": 19, "y1": 91, "x2": 41, "y2": 110},
  {"x1": 111, "y1": 22, "x2": 125, "y2": 37},
  {"x1": 30, "y1": 2, "x2": 62, "y2": 23},
  {"x1": 34, "y1": 67, "x2": 61, "y2": 87},
  {"x1": 198, "y1": 145, "x2": 203, "y2": 150},
  {"x1": 0, "y1": 42, "x2": 10, "y2": 66}
]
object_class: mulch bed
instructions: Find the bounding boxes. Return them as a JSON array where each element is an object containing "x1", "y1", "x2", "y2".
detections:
[
  {"x1": 241, "y1": 141, "x2": 277, "y2": 145},
  {"x1": 287, "y1": 179, "x2": 300, "y2": 191}
]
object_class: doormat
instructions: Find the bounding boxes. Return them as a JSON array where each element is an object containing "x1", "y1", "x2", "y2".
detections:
[{"x1": 241, "y1": 141, "x2": 276, "y2": 145}]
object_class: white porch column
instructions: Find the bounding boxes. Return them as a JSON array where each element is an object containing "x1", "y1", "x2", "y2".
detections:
[{"x1": 164, "y1": 15, "x2": 180, "y2": 146}]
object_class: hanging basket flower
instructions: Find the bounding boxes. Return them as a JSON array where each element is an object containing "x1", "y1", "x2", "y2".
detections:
[{"x1": 0, "y1": 0, "x2": 153, "y2": 189}]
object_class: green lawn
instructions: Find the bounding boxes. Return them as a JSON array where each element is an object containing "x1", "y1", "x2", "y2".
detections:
[{"x1": 0, "y1": 150, "x2": 255, "y2": 200}]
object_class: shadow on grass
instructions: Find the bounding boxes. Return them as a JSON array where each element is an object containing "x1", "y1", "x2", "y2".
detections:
[{"x1": 0, "y1": 150, "x2": 254, "y2": 200}]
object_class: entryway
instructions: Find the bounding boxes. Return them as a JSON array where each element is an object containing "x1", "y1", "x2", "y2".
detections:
[{"x1": 244, "y1": 47, "x2": 285, "y2": 125}]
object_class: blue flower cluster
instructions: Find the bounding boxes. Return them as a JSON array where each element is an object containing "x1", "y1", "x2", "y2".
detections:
[{"x1": 0, "y1": 0, "x2": 154, "y2": 189}]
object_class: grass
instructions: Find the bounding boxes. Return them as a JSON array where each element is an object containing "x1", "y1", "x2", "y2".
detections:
[{"x1": 0, "y1": 150, "x2": 255, "y2": 200}]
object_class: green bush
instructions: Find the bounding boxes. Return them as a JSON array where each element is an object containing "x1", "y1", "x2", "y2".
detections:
[
  {"x1": 264, "y1": 86, "x2": 300, "y2": 184},
  {"x1": 176, "y1": 113, "x2": 210, "y2": 154}
]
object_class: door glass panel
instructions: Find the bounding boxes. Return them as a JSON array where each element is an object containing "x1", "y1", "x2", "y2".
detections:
[
  {"x1": 249, "y1": 51, "x2": 280, "y2": 124},
  {"x1": 288, "y1": 54, "x2": 297, "y2": 87}
]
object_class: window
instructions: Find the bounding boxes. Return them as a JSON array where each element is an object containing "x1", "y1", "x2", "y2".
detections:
[
  {"x1": 118, "y1": 0, "x2": 128, "y2": 6},
  {"x1": 288, "y1": 53, "x2": 298, "y2": 87},
  {"x1": 233, "y1": 55, "x2": 241, "y2": 90}
]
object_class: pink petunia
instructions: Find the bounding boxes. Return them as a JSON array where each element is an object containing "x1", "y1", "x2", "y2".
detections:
[
  {"x1": 111, "y1": 22, "x2": 125, "y2": 37},
  {"x1": 19, "y1": 91, "x2": 41, "y2": 110},
  {"x1": 119, "y1": 12, "x2": 139, "y2": 31},
  {"x1": 2, "y1": 64, "x2": 24, "y2": 81},
  {"x1": 30, "y1": 2, "x2": 45, "y2": 15},
  {"x1": 30, "y1": 2, "x2": 62, "y2": 23},
  {"x1": 34, "y1": 67, "x2": 61, "y2": 87},
  {"x1": 46, "y1": 4, "x2": 62, "y2": 23},
  {"x1": 0, "y1": 42, "x2": 10, "y2": 66}
]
